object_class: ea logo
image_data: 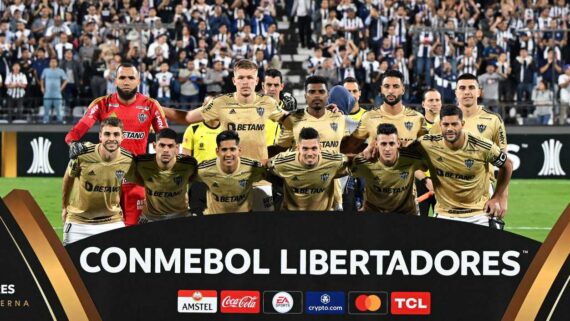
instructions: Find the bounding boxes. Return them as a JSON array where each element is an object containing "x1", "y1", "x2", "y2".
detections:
[
  {"x1": 355, "y1": 294, "x2": 382, "y2": 312},
  {"x1": 272, "y1": 292, "x2": 293, "y2": 313}
]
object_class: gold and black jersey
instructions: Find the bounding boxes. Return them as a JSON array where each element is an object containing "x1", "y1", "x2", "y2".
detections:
[
  {"x1": 126, "y1": 154, "x2": 197, "y2": 219},
  {"x1": 265, "y1": 100, "x2": 285, "y2": 146},
  {"x1": 415, "y1": 133, "x2": 507, "y2": 218},
  {"x1": 350, "y1": 153, "x2": 426, "y2": 215},
  {"x1": 196, "y1": 157, "x2": 266, "y2": 215},
  {"x1": 67, "y1": 143, "x2": 133, "y2": 224},
  {"x1": 268, "y1": 151, "x2": 348, "y2": 211},
  {"x1": 277, "y1": 109, "x2": 346, "y2": 152},
  {"x1": 182, "y1": 122, "x2": 221, "y2": 164},
  {"x1": 199, "y1": 93, "x2": 286, "y2": 161},
  {"x1": 352, "y1": 106, "x2": 427, "y2": 144}
]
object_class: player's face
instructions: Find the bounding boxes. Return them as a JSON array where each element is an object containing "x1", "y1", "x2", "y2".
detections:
[
  {"x1": 455, "y1": 79, "x2": 480, "y2": 108},
  {"x1": 376, "y1": 133, "x2": 400, "y2": 166},
  {"x1": 305, "y1": 83, "x2": 328, "y2": 110},
  {"x1": 116, "y1": 66, "x2": 140, "y2": 100},
  {"x1": 233, "y1": 67, "x2": 259, "y2": 98},
  {"x1": 343, "y1": 82, "x2": 361, "y2": 102},
  {"x1": 217, "y1": 140, "x2": 240, "y2": 167},
  {"x1": 298, "y1": 138, "x2": 321, "y2": 167},
  {"x1": 99, "y1": 125, "x2": 123, "y2": 152},
  {"x1": 263, "y1": 76, "x2": 283, "y2": 100},
  {"x1": 155, "y1": 138, "x2": 178, "y2": 164},
  {"x1": 380, "y1": 77, "x2": 404, "y2": 106},
  {"x1": 422, "y1": 91, "x2": 442, "y2": 115},
  {"x1": 440, "y1": 115, "x2": 464, "y2": 143}
]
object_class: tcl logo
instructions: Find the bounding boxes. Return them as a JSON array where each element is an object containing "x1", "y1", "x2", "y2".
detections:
[
  {"x1": 220, "y1": 290, "x2": 260, "y2": 314},
  {"x1": 390, "y1": 292, "x2": 431, "y2": 315}
]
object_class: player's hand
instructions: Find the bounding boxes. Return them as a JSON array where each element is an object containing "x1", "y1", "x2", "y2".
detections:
[
  {"x1": 61, "y1": 208, "x2": 68, "y2": 222},
  {"x1": 484, "y1": 197, "x2": 502, "y2": 218},
  {"x1": 362, "y1": 140, "x2": 378, "y2": 160},
  {"x1": 281, "y1": 92, "x2": 297, "y2": 112},
  {"x1": 69, "y1": 141, "x2": 87, "y2": 159},
  {"x1": 425, "y1": 178, "x2": 434, "y2": 193},
  {"x1": 326, "y1": 103, "x2": 340, "y2": 113},
  {"x1": 497, "y1": 195, "x2": 508, "y2": 218}
]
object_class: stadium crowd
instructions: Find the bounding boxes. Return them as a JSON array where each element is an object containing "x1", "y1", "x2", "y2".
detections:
[{"x1": 0, "y1": 0, "x2": 569, "y2": 125}]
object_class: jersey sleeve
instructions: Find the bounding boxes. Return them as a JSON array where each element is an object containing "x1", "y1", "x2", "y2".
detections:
[
  {"x1": 199, "y1": 99, "x2": 219, "y2": 122},
  {"x1": 68, "y1": 159, "x2": 81, "y2": 178},
  {"x1": 417, "y1": 116, "x2": 428, "y2": 137},
  {"x1": 268, "y1": 97, "x2": 287, "y2": 123},
  {"x1": 487, "y1": 143, "x2": 508, "y2": 168},
  {"x1": 267, "y1": 156, "x2": 281, "y2": 177},
  {"x1": 336, "y1": 154, "x2": 349, "y2": 176},
  {"x1": 276, "y1": 124, "x2": 294, "y2": 148},
  {"x1": 351, "y1": 112, "x2": 369, "y2": 140},
  {"x1": 149, "y1": 98, "x2": 168, "y2": 132},
  {"x1": 493, "y1": 118, "x2": 508, "y2": 151},
  {"x1": 65, "y1": 97, "x2": 104, "y2": 144},
  {"x1": 124, "y1": 158, "x2": 144, "y2": 186},
  {"x1": 182, "y1": 125, "x2": 196, "y2": 152}
]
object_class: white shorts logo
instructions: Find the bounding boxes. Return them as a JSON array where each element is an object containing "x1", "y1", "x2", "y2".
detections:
[
  {"x1": 272, "y1": 292, "x2": 294, "y2": 314},
  {"x1": 538, "y1": 139, "x2": 566, "y2": 176},
  {"x1": 27, "y1": 137, "x2": 55, "y2": 174}
]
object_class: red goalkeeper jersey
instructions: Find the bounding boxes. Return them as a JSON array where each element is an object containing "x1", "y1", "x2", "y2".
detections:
[{"x1": 65, "y1": 93, "x2": 168, "y2": 155}]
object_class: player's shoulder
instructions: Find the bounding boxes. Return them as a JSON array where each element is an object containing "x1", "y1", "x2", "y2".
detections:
[
  {"x1": 87, "y1": 95, "x2": 111, "y2": 109},
  {"x1": 198, "y1": 158, "x2": 217, "y2": 169},
  {"x1": 241, "y1": 157, "x2": 263, "y2": 168},
  {"x1": 403, "y1": 106, "x2": 425, "y2": 118},
  {"x1": 134, "y1": 153, "x2": 154, "y2": 162},
  {"x1": 76, "y1": 142, "x2": 97, "y2": 158},
  {"x1": 353, "y1": 154, "x2": 371, "y2": 165},
  {"x1": 480, "y1": 107, "x2": 504, "y2": 123},
  {"x1": 321, "y1": 151, "x2": 345, "y2": 161},
  {"x1": 177, "y1": 154, "x2": 198, "y2": 166},
  {"x1": 466, "y1": 132, "x2": 494, "y2": 151},
  {"x1": 118, "y1": 147, "x2": 133, "y2": 160},
  {"x1": 272, "y1": 151, "x2": 297, "y2": 165},
  {"x1": 420, "y1": 134, "x2": 443, "y2": 142}
]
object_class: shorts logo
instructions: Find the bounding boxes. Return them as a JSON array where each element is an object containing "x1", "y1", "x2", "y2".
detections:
[
  {"x1": 305, "y1": 291, "x2": 345, "y2": 315},
  {"x1": 115, "y1": 170, "x2": 125, "y2": 181},
  {"x1": 320, "y1": 173, "x2": 330, "y2": 182},
  {"x1": 348, "y1": 292, "x2": 388, "y2": 315},
  {"x1": 256, "y1": 107, "x2": 265, "y2": 116},
  {"x1": 138, "y1": 112, "x2": 148, "y2": 123},
  {"x1": 177, "y1": 290, "x2": 217, "y2": 313},
  {"x1": 400, "y1": 171, "x2": 409, "y2": 180},
  {"x1": 404, "y1": 121, "x2": 413, "y2": 131},
  {"x1": 330, "y1": 123, "x2": 338, "y2": 132},
  {"x1": 220, "y1": 290, "x2": 260, "y2": 314},
  {"x1": 239, "y1": 179, "x2": 248, "y2": 188},
  {"x1": 465, "y1": 159, "x2": 475, "y2": 169},
  {"x1": 391, "y1": 292, "x2": 431, "y2": 315},
  {"x1": 477, "y1": 124, "x2": 487, "y2": 133},
  {"x1": 173, "y1": 176, "x2": 182, "y2": 186}
]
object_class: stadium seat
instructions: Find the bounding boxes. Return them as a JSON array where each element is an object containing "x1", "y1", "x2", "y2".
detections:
[{"x1": 72, "y1": 106, "x2": 88, "y2": 121}]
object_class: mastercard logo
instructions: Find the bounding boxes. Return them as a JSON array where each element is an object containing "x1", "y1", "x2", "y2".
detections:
[{"x1": 354, "y1": 294, "x2": 382, "y2": 312}]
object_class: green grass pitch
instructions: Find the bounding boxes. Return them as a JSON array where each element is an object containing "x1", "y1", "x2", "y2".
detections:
[{"x1": 0, "y1": 178, "x2": 568, "y2": 242}]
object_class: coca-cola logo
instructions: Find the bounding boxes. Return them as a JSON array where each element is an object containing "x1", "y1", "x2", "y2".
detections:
[{"x1": 220, "y1": 291, "x2": 260, "y2": 314}]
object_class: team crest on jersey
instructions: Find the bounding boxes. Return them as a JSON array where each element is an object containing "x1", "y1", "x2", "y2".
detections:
[
  {"x1": 213, "y1": 182, "x2": 219, "y2": 187},
  {"x1": 400, "y1": 172, "x2": 409, "y2": 180},
  {"x1": 320, "y1": 173, "x2": 330, "y2": 182},
  {"x1": 138, "y1": 112, "x2": 148, "y2": 123},
  {"x1": 404, "y1": 121, "x2": 413, "y2": 131},
  {"x1": 330, "y1": 123, "x2": 338, "y2": 132},
  {"x1": 465, "y1": 159, "x2": 475, "y2": 169},
  {"x1": 115, "y1": 170, "x2": 125, "y2": 181},
  {"x1": 173, "y1": 176, "x2": 182, "y2": 186},
  {"x1": 256, "y1": 107, "x2": 265, "y2": 116},
  {"x1": 239, "y1": 179, "x2": 248, "y2": 188},
  {"x1": 199, "y1": 142, "x2": 205, "y2": 150},
  {"x1": 477, "y1": 124, "x2": 487, "y2": 133}
]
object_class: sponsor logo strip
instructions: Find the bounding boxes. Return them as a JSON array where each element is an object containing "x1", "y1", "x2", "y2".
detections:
[
  {"x1": 305, "y1": 291, "x2": 345, "y2": 315},
  {"x1": 220, "y1": 290, "x2": 260, "y2": 314},
  {"x1": 348, "y1": 291, "x2": 388, "y2": 315},
  {"x1": 177, "y1": 290, "x2": 217, "y2": 313},
  {"x1": 391, "y1": 292, "x2": 431, "y2": 315}
]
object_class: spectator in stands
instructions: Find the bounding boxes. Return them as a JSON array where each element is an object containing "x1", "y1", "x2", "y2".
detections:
[
  {"x1": 292, "y1": 0, "x2": 313, "y2": 48},
  {"x1": 60, "y1": 50, "x2": 83, "y2": 109},
  {"x1": 479, "y1": 63, "x2": 504, "y2": 114},
  {"x1": 90, "y1": 50, "x2": 107, "y2": 98},
  {"x1": 540, "y1": 49, "x2": 563, "y2": 94},
  {"x1": 435, "y1": 61, "x2": 457, "y2": 104},
  {"x1": 155, "y1": 62, "x2": 174, "y2": 107},
  {"x1": 41, "y1": 58, "x2": 68, "y2": 124},
  {"x1": 314, "y1": 57, "x2": 338, "y2": 89},
  {"x1": 496, "y1": 52, "x2": 514, "y2": 102},
  {"x1": 204, "y1": 59, "x2": 227, "y2": 94},
  {"x1": 178, "y1": 60, "x2": 202, "y2": 110},
  {"x1": 104, "y1": 59, "x2": 119, "y2": 95},
  {"x1": 5, "y1": 63, "x2": 27, "y2": 120},
  {"x1": 532, "y1": 79, "x2": 553, "y2": 125},
  {"x1": 558, "y1": 65, "x2": 570, "y2": 125},
  {"x1": 512, "y1": 48, "x2": 536, "y2": 105}
]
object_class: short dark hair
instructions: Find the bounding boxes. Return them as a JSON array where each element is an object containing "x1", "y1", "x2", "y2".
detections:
[
  {"x1": 381, "y1": 69, "x2": 404, "y2": 85},
  {"x1": 342, "y1": 77, "x2": 358, "y2": 85},
  {"x1": 440, "y1": 105, "x2": 463, "y2": 120},
  {"x1": 422, "y1": 88, "x2": 441, "y2": 101},
  {"x1": 265, "y1": 69, "x2": 283, "y2": 82},
  {"x1": 216, "y1": 130, "x2": 240, "y2": 146},
  {"x1": 100, "y1": 117, "x2": 124, "y2": 131},
  {"x1": 156, "y1": 128, "x2": 178, "y2": 142},
  {"x1": 117, "y1": 62, "x2": 139, "y2": 75},
  {"x1": 377, "y1": 123, "x2": 398, "y2": 136},
  {"x1": 457, "y1": 73, "x2": 478, "y2": 83},
  {"x1": 299, "y1": 127, "x2": 319, "y2": 141},
  {"x1": 304, "y1": 75, "x2": 328, "y2": 91}
]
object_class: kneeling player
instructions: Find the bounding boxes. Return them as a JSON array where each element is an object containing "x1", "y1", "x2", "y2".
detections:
[
  {"x1": 126, "y1": 128, "x2": 197, "y2": 222},
  {"x1": 350, "y1": 123, "x2": 427, "y2": 214},
  {"x1": 61, "y1": 118, "x2": 133, "y2": 244},
  {"x1": 268, "y1": 127, "x2": 348, "y2": 211},
  {"x1": 196, "y1": 131, "x2": 266, "y2": 214}
]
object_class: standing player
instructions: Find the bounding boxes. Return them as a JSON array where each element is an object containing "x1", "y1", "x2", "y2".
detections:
[
  {"x1": 61, "y1": 118, "x2": 133, "y2": 244},
  {"x1": 263, "y1": 69, "x2": 286, "y2": 146},
  {"x1": 342, "y1": 77, "x2": 366, "y2": 122},
  {"x1": 195, "y1": 131, "x2": 266, "y2": 215},
  {"x1": 430, "y1": 73, "x2": 508, "y2": 214},
  {"x1": 268, "y1": 127, "x2": 348, "y2": 211},
  {"x1": 350, "y1": 124, "x2": 427, "y2": 214},
  {"x1": 181, "y1": 95, "x2": 221, "y2": 215},
  {"x1": 341, "y1": 70, "x2": 427, "y2": 153},
  {"x1": 414, "y1": 106, "x2": 513, "y2": 226},
  {"x1": 126, "y1": 128, "x2": 197, "y2": 222},
  {"x1": 65, "y1": 62, "x2": 168, "y2": 226}
]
